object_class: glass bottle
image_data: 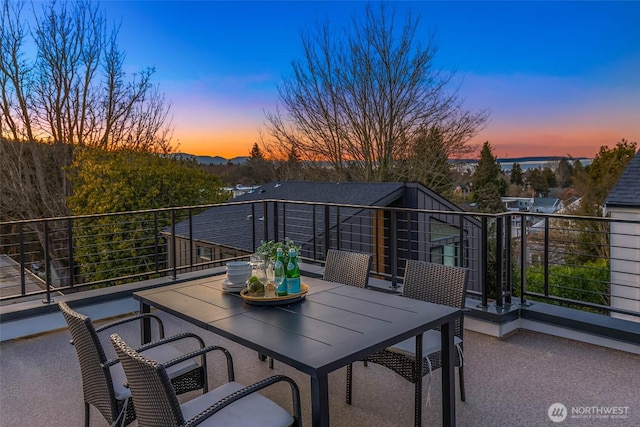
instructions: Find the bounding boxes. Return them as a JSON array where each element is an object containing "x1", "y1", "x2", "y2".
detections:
[
  {"x1": 274, "y1": 248, "x2": 287, "y2": 297},
  {"x1": 286, "y1": 248, "x2": 301, "y2": 294}
]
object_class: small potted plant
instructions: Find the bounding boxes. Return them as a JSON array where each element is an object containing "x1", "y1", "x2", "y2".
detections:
[{"x1": 255, "y1": 237, "x2": 301, "y2": 263}]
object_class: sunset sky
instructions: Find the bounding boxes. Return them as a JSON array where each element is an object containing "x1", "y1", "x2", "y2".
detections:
[{"x1": 98, "y1": 0, "x2": 640, "y2": 159}]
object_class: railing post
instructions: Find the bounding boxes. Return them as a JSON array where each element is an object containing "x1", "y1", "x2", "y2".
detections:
[
  {"x1": 154, "y1": 211, "x2": 160, "y2": 273},
  {"x1": 43, "y1": 221, "x2": 52, "y2": 304},
  {"x1": 481, "y1": 217, "x2": 488, "y2": 306},
  {"x1": 188, "y1": 209, "x2": 194, "y2": 267},
  {"x1": 171, "y1": 210, "x2": 177, "y2": 280},
  {"x1": 312, "y1": 206, "x2": 317, "y2": 260},
  {"x1": 263, "y1": 201, "x2": 269, "y2": 242},
  {"x1": 67, "y1": 218, "x2": 74, "y2": 288},
  {"x1": 336, "y1": 207, "x2": 341, "y2": 250},
  {"x1": 273, "y1": 201, "x2": 279, "y2": 242},
  {"x1": 282, "y1": 203, "x2": 286, "y2": 242},
  {"x1": 505, "y1": 215, "x2": 512, "y2": 305},
  {"x1": 324, "y1": 205, "x2": 330, "y2": 256},
  {"x1": 251, "y1": 203, "x2": 256, "y2": 251},
  {"x1": 520, "y1": 214, "x2": 527, "y2": 305},
  {"x1": 19, "y1": 224, "x2": 26, "y2": 296},
  {"x1": 458, "y1": 214, "x2": 465, "y2": 268},
  {"x1": 496, "y1": 216, "x2": 504, "y2": 307},
  {"x1": 390, "y1": 210, "x2": 398, "y2": 289},
  {"x1": 544, "y1": 216, "x2": 550, "y2": 296}
]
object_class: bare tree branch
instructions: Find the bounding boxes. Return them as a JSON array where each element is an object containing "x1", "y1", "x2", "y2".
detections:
[{"x1": 263, "y1": 2, "x2": 488, "y2": 183}]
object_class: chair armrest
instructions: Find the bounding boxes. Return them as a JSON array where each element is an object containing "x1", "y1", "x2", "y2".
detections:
[
  {"x1": 134, "y1": 332, "x2": 205, "y2": 353},
  {"x1": 161, "y1": 344, "x2": 235, "y2": 383},
  {"x1": 101, "y1": 333, "x2": 207, "y2": 370},
  {"x1": 101, "y1": 357, "x2": 120, "y2": 369},
  {"x1": 184, "y1": 375, "x2": 302, "y2": 427},
  {"x1": 95, "y1": 313, "x2": 165, "y2": 339}
]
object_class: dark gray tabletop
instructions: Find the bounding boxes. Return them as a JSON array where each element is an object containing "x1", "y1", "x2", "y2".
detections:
[{"x1": 134, "y1": 275, "x2": 461, "y2": 426}]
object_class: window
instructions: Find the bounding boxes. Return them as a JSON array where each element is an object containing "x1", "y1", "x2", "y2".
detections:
[
  {"x1": 197, "y1": 245, "x2": 212, "y2": 261},
  {"x1": 430, "y1": 218, "x2": 459, "y2": 266},
  {"x1": 430, "y1": 245, "x2": 457, "y2": 266},
  {"x1": 430, "y1": 218, "x2": 459, "y2": 242}
]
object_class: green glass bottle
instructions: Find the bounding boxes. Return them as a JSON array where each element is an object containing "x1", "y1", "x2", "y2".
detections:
[
  {"x1": 286, "y1": 248, "x2": 301, "y2": 294},
  {"x1": 274, "y1": 248, "x2": 287, "y2": 297}
]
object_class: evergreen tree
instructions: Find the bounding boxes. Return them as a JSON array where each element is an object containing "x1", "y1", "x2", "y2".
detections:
[
  {"x1": 573, "y1": 139, "x2": 637, "y2": 216},
  {"x1": 244, "y1": 143, "x2": 274, "y2": 184},
  {"x1": 542, "y1": 167, "x2": 557, "y2": 191},
  {"x1": 555, "y1": 157, "x2": 573, "y2": 188},
  {"x1": 528, "y1": 168, "x2": 548, "y2": 196},
  {"x1": 398, "y1": 127, "x2": 453, "y2": 196},
  {"x1": 472, "y1": 142, "x2": 506, "y2": 213},
  {"x1": 510, "y1": 162, "x2": 523, "y2": 186}
]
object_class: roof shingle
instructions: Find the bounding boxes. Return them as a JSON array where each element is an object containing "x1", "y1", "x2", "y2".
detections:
[{"x1": 605, "y1": 151, "x2": 640, "y2": 208}]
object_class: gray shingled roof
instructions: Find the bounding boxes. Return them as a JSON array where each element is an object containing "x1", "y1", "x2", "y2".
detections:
[
  {"x1": 233, "y1": 181, "x2": 406, "y2": 206},
  {"x1": 170, "y1": 181, "x2": 406, "y2": 253},
  {"x1": 605, "y1": 150, "x2": 640, "y2": 208}
]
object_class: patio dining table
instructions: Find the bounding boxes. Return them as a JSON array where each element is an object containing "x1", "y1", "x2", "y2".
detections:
[{"x1": 134, "y1": 275, "x2": 462, "y2": 427}]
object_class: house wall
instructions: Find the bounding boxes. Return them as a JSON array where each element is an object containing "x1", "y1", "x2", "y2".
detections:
[
  {"x1": 169, "y1": 237, "x2": 248, "y2": 270},
  {"x1": 609, "y1": 208, "x2": 640, "y2": 322},
  {"x1": 403, "y1": 185, "x2": 483, "y2": 295}
]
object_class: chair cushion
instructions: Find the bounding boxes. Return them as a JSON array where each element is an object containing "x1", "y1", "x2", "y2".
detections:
[
  {"x1": 180, "y1": 381, "x2": 294, "y2": 427},
  {"x1": 109, "y1": 344, "x2": 200, "y2": 400},
  {"x1": 387, "y1": 330, "x2": 462, "y2": 358}
]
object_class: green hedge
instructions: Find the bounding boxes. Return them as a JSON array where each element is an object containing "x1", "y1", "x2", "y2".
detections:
[{"x1": 514, "y1": 259, "x2": 610, "y2": 313}]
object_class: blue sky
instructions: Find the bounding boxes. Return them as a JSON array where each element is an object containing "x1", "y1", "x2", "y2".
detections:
[{"x1": 96, "y1": 0, "x2": 640, "y2": 158}]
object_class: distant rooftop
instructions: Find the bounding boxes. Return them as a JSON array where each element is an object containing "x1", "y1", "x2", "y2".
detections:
[{"x1": 606, "y1": 150, "x2": 640, "y2": 208}]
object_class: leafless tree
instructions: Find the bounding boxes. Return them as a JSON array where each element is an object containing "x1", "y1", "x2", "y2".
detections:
[
  {"x1": 1, "y1": 0, "x2": 174, "y2": 285},
  {"x1": 0, "y1": 0, "x2": 174, "y2": 221},
  {"x1": 263, "y1": 2, "x2": 488, "y2": 182},
  {"x1": 1, "y1": 0, "x2": 173, "y2": 147}
]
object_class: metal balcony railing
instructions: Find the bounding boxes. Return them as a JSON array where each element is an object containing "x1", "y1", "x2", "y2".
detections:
[{"x1": 1, "y1": 200, "x2": 639, "y2": 322}]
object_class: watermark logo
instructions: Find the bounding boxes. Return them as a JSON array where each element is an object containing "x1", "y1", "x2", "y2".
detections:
[
  {"x1": 548, "y1": 403, "x2": 568, "y2": 423},
  {"x1": 548, "y1": 403, "x2": 631, "y2": 422}
]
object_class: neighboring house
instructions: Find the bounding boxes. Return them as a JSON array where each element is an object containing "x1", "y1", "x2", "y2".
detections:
[
  {"x1": 604, "y1": 151, "x2": 640, "y2": 322},
  {"x1": 165, "y1": 181, "x2": 482, "y2": 291},
  {"x1": 531, "y1": 197, "x2": 563, "y2": 213},
  {"x1": 501, "y1": 197, "x2": 562, "y2": 214},
  {"x1": 221, "y1": 184, "x2": 261, "y2": 198},
  {"x1": 502, "y1": 197, "x2": 534, "y2": 212}
]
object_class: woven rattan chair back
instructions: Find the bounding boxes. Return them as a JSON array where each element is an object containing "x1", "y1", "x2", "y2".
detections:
[
  {"x1": 111, "y1": 333, "x2": 185, "y2": 427},
  {"x1": 402, "y1": 260, "x2": 468, "y2": 338},
  {"x1": 345, "y1": 260, "x2": 469, "y2": 426},
  {"x1": 59, "y1": 301, "x2": 126, "y2": 426},
  {"x1": 323, "y1": 249, "x2": 372, "y2": 288}
]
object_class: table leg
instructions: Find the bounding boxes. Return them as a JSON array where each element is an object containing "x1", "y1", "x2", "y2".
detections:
[
  {"x1": 140, "y1": 301, "x2": 151, "y2": 344},
  {"x1": 414, "y1": 332, "x2": 423, "y2": 427},
  {"x1": 310, "y1": 374, "x2": 330, "y2": 427},
  {"x1": 441, "y1": 321, "x2": 456, "y2": 426}
]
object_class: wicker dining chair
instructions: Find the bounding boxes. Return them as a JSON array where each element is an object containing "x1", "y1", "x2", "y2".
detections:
[
  {"x1": 110, "y1": 333, "x2": 302, "y2": 427},
  {"x1": 263, "y1": 249, "x2": 372, "y2": 368},
  {"x1": 59, "y1": 301, "x2": 211, "y2": 427},
  {"x1": 323, "y1": 249, "x2": 373, "y2": 289},
  {"x1": 345, "y1": 260, "x2": 468, "y2": 427}
]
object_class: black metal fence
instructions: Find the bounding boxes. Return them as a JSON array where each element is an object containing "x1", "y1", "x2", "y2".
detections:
[{"x1": 1, "y1": 200, "x2": 639, "y2": 320}]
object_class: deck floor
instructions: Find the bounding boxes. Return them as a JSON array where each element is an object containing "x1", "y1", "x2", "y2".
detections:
[{"x1": 2, "y1": 310, "x2": 639, "y2": 426}]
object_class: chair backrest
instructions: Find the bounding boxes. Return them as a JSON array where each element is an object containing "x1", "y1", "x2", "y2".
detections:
[
  {"x1": 110, "y1": 333, "x2": 184, "y2": 427},
  {"x1": 323, "y1": 249, "x2": 372, "y2": 288},
  {"x1": 58, "y1": 301, "x2": 120, "y2": 424},
  {"x1": 402, "y1": 260, "x2": 468, "y2": 337}
]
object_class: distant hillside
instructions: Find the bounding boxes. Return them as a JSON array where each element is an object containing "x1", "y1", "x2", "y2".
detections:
[
  {"x1": 176, "y1": 153, "x2": 248, "y2": 165},
  {"x1": 179, "y1": 153, "x2": 591, "y2": 170},
  {"x1": 450, "y1": 156, "x2": 592, "y2": 171}
]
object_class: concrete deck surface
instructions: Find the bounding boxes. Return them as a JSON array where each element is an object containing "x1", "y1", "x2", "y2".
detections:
[{"x1": 1, "y1": 310, "x2": 639, "y2": 427}]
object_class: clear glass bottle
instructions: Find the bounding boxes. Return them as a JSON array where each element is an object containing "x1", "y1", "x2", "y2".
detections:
[{"x1": 286, "y1": 248, "x2": 301, "y2": 294}]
